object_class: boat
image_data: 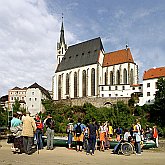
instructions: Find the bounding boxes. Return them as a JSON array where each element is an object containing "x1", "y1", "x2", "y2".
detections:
[{"x1": 42, "y1": 136, "x2": 156, "y2": 149}]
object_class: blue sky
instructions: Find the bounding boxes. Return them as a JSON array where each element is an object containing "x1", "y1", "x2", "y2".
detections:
[{"x1": 0, "y1": 0, "x2": 165, "y2": 96}]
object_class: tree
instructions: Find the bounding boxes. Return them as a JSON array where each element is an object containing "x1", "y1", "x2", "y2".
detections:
[
  {"x1": 12, "y1": 99, "x2": 21, "y2": 113},
  {"x1": 151, "y1": 78, "x2": 165, "y2": 126},
  {"x1": 0, "y1": 105, "x2": 8, "y2": 127}
]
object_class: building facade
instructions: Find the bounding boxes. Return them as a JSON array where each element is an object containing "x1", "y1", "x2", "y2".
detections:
[
  {"x1": 139, "y1": 67, "x2": 165, "y2": 105},
  {"x1": 7, "y1": 83, "x2": 51, "y2": 116},
  {"x1": 53, "y1": 21, "x2": 139, "y2": 101}
]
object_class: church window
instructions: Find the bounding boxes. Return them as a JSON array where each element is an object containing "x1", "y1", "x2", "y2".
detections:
[
  {"x1": 91, "y1": 68, "x2": 95, "y2": 96},
  {"x1": 123, "y1": 69, "x2": 127, "y2": 84},
  {"x1": 62, "y1": 48, "x2": 63, "y2": 54},
  {"x1": 66, "y1": 73, "x2": 69, "y2": 95},
  {"x1": 110, "y1": 71, "x2": 113, "y2": 85},
  {"x1": 74, "y1": 72, "x2": 78, "y2": 98},
  {"x1": 58, "y1": 75, "x2": 62, "y2": 100},
  {"x1": 116, "y1": 70, "x2": 120, "y2": 84},
  {"x1": 82, "y1": 70, "x2": 87, "y2": 97},
  {"x1": 122, "y1": 86, "x2": 125, "y2": 90},
  {"x1": 105, "y1": 72, "x2": 107, "y2": 85},
  {"x1": 115, "y1": 86, "x2": 118, "y2": 90},
  {"x1": 109, "y1": 86, "x2": 111, "y2": 91},
  {"x1": 147, "y1": 92, "x2": 150, "y2": 96},
  {"x1": 130, "y1": 69, "x2": 134, "y2": 85}
]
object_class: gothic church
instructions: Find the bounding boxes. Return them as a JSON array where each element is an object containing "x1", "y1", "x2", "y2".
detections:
[{"x1": 52, "y1": 21, "x2": 139, "y2": 100}]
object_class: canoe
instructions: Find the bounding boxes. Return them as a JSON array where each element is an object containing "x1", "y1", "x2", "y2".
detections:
[{"x1": 42, "y1": 136, "x2": 156, "y2": 149}]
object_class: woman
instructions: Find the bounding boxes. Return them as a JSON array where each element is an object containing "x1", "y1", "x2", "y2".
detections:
[
  {"x1": 10, "y1": 113, "x2": 23, "y2": 153},
  {"x1": 99, "y1": 122, "x2": 106, "y2": 151}
]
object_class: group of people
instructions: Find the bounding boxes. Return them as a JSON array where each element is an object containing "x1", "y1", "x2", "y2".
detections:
[
  {"x1": 67, "y1": 118, "x2": 159, "y2": 156},
  {"x1": 10, "y1": 111, "x2": 55, "y2": 155},
  {"x1": 10, "y1": 112, "x2": 158, "y2": 156},
  {"x1": 66, "y1": 118, "x2": 98, "y2": 155}
]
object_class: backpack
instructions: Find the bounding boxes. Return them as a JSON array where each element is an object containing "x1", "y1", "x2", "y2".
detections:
[{"x1": 75, "y1": 123, "x2": 82, "y2": 137}]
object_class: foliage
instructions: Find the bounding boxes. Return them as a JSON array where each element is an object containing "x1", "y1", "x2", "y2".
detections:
[
  {"x1": 150, "y1": 78, "x2": 165, "y2": 127},
  {"x1": 12, "y1": 99, "x2": 21, "y2": 113},
  {"x1": 0, "y1": 105, "x2": 8, "y2": 127}
]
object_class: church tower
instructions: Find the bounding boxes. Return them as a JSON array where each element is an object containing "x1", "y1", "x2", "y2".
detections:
[{"x1": 57, "y1": 16, "x2": 67, "y2": 65}]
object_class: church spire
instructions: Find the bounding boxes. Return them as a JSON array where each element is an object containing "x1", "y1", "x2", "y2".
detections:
[
  {"x1": 60, "y1": 14, "x2": 65, "y2": 44},
  {"x1": 57, "y1": 13, "x2": 67, "y2": 65}
]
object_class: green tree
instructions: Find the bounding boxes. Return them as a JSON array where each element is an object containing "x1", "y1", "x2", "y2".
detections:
[
  {"x1": 151, "y1": 78, "x2": 165, "y2": 126},
  {"x1": 12, "y1": 99, "x2": 21, "y2": 113},
  {"x1": 0, "y1": 105, "x2": 8, "y2": 127}
]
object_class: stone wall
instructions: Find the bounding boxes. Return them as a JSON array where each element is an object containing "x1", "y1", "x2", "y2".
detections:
[{"x1": 54, "y1": 97, "x2": 130, "y2": 107}]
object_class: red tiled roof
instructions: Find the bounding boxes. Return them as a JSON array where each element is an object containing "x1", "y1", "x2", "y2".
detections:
[
  {"x1": 103, "y1": 48, "x2": 134, "y2": 67},
  {"x1": 143, "y1": 67, "x2": 165, "y2": 80},
  {"x1": 130, "y1": 84, "x2": 142, "y2": 87}
]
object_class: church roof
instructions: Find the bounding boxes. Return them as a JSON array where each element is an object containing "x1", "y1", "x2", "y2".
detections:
[
  {"x1": 28, "y1": 82, "x2": 51, "y2": 98},
  {"x1": 103, "y1": 48, "x2": 134, "y2": 67},
  {"x1": 56, "y1": 37, "x2": 104, "y2": 72},
  {"x1": 143, "y1": 67, "x2": 165, "y2": 80}
]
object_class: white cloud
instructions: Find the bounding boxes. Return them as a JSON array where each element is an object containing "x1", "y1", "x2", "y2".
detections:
[{"x1": 0, "y1": 0, "x2": 75, "y2": 96}]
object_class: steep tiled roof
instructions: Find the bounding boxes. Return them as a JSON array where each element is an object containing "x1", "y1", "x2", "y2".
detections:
[
  {"x1": 103, "y1": 48, "x2": 134, "y2": 67},
  {"x1": 143, "y1": 67, "x2": 165, "y2": 80},
  {"x1": 56, "y1": 37, "x2": 104, "y2": 72},
  {"x1": 28, "y1": 82, "x2": 51, "y2": 99}
]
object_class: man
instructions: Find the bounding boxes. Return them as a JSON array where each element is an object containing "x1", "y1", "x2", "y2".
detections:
[
  {"x1": 74, "y1": 118, "x2": 86, "y2": 152},
  {"x1": 86, "y1": 118, "x2": 98, "y2": 155},
  {"x1": 153, "y1": 125, "x2": 159, "y2": 148},
  {"x1": 22, "y1": 111, "x2": 36, "y2": 155},
  {"x1": 45, "y1": 114, "x2": 55, "y2": 150},
  {"x1": 134, "y1": 121, "x2": 142, "y2": 155}
]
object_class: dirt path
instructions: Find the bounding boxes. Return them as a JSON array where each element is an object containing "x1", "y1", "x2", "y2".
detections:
[{"x1": 0, "y1": 140, "x2": 165, "y2": 165}]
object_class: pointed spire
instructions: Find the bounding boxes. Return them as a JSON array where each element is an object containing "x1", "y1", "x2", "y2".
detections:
[{"x1": 60, "y1": 13, "x2": 65, "y2": 44}]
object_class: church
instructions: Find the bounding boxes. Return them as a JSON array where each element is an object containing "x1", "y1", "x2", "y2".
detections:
[{"x1": 52, "y1": 21, "x2": 140, "y2": 101}]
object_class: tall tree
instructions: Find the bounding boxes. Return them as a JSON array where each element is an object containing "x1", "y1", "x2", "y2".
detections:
[
  {"x1": 151, "y1": 78, "x2": 165, "y2": 126},
  {"x1": 12, "y1": 99, "x2": 20, "y2": 113}
]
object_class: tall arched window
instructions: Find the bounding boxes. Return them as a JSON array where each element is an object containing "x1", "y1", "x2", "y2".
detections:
[
  {"x1": 110, "y1": 71, "x2": 113, "y2": 85},
  {"x1": 91, "y1": 68, "x2": 95, "y2": 96},
  {"x1": 116, "y1": 70, "x2": 120, "y2": 84},
  {"x1": 58, "y1": 75, "x2": 61, "y2": 100},
  {"x1": 66, "y1": 73, "x2": 69, "y2": 95},
  {"x1": 82, "y1": 70, "x2": 87, "y2": 97},
  {"x1": 123, "y1": 69, "x2": 127, "y2": 84},
  {"x1": 74, "y1": 72, "x2": 77, "y2": 98},
  {"x1": 130, "y1": 69, "x2": 134, "y2": 85},
  {"x1": 105, "y1": 72, "x2": 107, "y2": 85}
]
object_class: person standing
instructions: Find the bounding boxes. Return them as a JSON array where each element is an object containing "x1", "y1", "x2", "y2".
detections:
[
  {"x1": 153, "y1": 125, "x2": 159, "y2": 148},
  {"x1": 34, "y1": 114, "x2": 43, "y2": 150},
  {"x1": 74, "y1": 118, "x2": 86, "y2": 152},
  {"x1": 10, "y1": 113, "x2": 23, "y2": 153},
  {"x1": 22, "y1": 111, "x2": 36, "y2": 155},
  {"x1": 86, "y1": 118, "x2": 98, "y2": 156},
  {"x1": 45, "y1": 114, "x2": 55, "y2": 150},
  {"x1": 99, "y1": 122, "x2": 106, "y2": 151},
  {"x1": 134, "y1": 121, "x2": 142, "y2": 155},
  {"x1": 66, "y1": 119, "x2": 74, "y2": 149}
]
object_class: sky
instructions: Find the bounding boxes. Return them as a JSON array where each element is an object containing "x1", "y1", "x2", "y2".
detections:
[{"x1": 0, "y1": 0, "x2": 165, "y2": 97}]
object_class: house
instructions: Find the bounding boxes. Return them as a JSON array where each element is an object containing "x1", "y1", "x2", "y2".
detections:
[
  {"x1": 26, "y1": 82, "x2": 51, "y2": 116},
  {"x1": 138, "y1": 67, "x2": 165, "y2": 105}
]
